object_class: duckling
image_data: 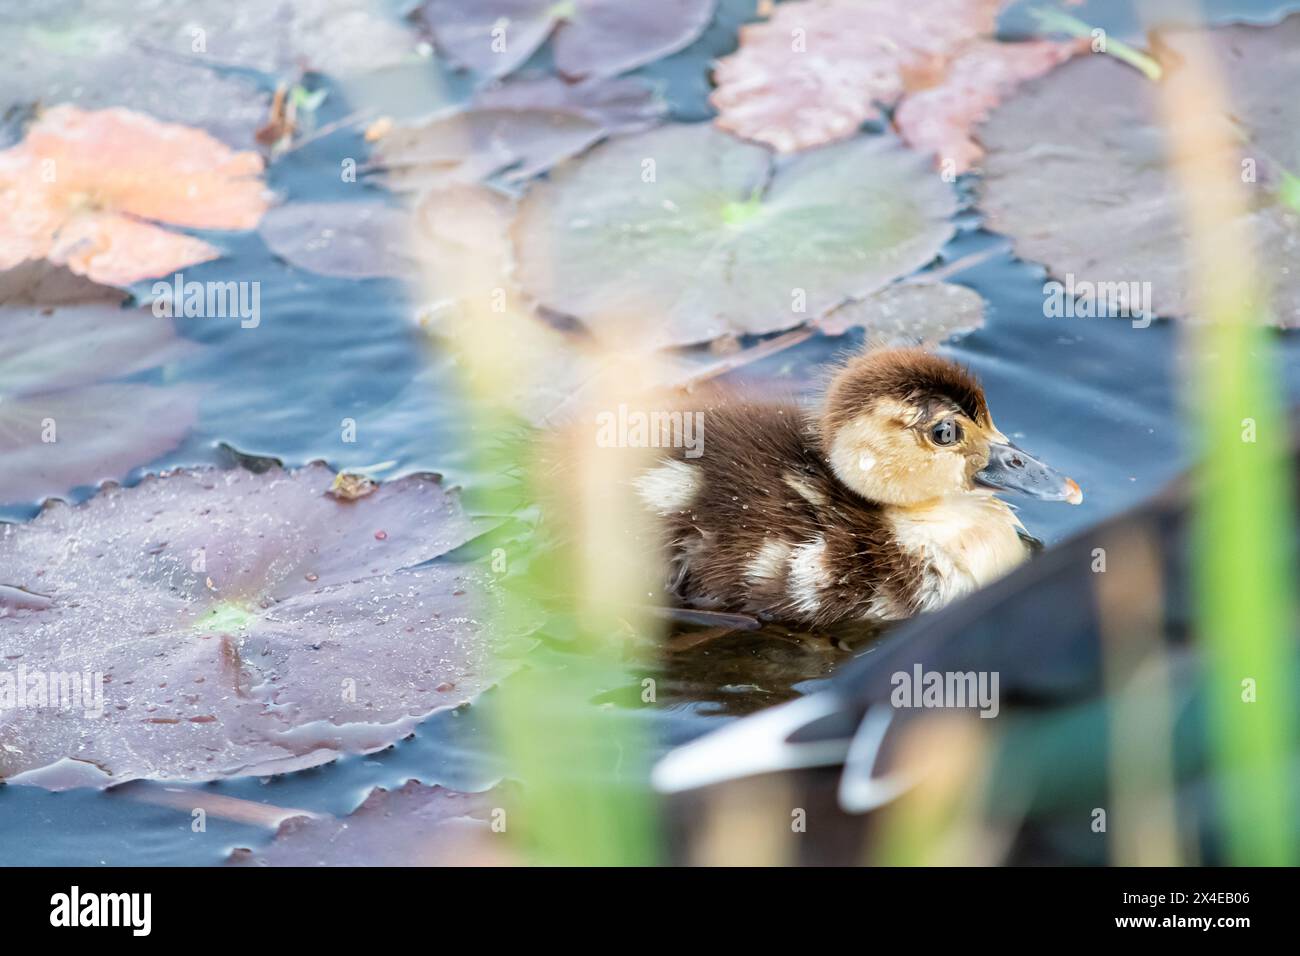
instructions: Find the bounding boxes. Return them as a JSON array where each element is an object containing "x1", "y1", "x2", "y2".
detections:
[{"x1": 635, "y1": 347, "x2": 1082, "y2": 628}]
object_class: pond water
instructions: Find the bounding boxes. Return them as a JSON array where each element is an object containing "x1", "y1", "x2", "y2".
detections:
[{"x1": 2, "y1": 0, "x2": 1299, "y2": 865}]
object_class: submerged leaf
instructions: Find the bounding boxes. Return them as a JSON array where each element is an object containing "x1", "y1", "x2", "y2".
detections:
[
  {"x1": 977, "y1": 17, "x2": 1300, "y2": 325},
  {"x1": 0, "y1": 106, "x2": 270, "y2": 287},
  {"x1": 512, "y1": 123, "x2": 957, "y2": 348},
  {"x1": 711, "y1": 0, "x2": 1077, "y2": 169},
  {"x1": 227, "y1": 781, "x2": 511, "y2": 866},
  {"x1": 0, "y1": 464, "x2": 492, "y2": 788}
]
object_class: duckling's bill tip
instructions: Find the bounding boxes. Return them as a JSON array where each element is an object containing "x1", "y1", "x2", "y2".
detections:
[{"x1": 1065, "y1": 478, "x2": 1083, "y2": 505}]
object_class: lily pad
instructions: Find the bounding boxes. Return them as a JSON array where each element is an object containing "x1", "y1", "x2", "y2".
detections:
[
  {"x1": 414, "y1": 0, "x2": 716, "y2": 80},
  {"x1": 977, "y1": 18, "x2": 1300, "y2": 325},
  {"x1": 816, "y1": 280, "x2": 985, "y2": 342},
  {"x1": 512, "y1": 122, "x2": 957, "y2": 348},
  {"x1": 374, "y1": 108, "x2": 605, "y2": 192},
  {"x1": 373, "y1": 75, "x2": 663, "y2": 192},
  {"x1": 0, "y1": 463, "x2": 492, "y2": 789},
  {"x1": 227, "y1": 781, "x2": 510, "y2": 866},
  {"x1": 475, "y1": 74, "x2": 665, "y2": 133},
  {"x1": 711, "y1": 0, "x2": 1077, "y2": 169},
  {"x1": 258, "y1": 200, "x2": 413, "y2": 279},
  {"x1": 411, "y1": 185, "x2": 704, "y2": 425},
  {"x1": 0, "y1": 0, "x2": 421, "y2": 149},
  {"x1": 0, "y1": 283, "x2": 200, "y2": 505},
  {"x1": 0, "y1": 106, "x2": 270, "y2": 288}
]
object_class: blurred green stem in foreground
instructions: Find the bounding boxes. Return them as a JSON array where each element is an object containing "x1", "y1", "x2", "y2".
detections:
[
  {"x1": 470, "y1": 407, "x2": 660, "y2": 867},
  {"x1": 1192, "y1": 306, "x2": 1298, "y2": 865}
]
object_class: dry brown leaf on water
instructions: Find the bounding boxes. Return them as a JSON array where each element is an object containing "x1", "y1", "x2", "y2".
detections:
[
  {"x1": 0, "y1": 106, "x2": 271, "y2": 287},
  {"x1": 711, "y1": 0, "x2": 1079, "y2": 171}
]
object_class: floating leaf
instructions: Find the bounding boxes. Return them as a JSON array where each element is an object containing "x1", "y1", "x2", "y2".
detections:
[
  {"x1": 894, "y1": 39, "x2": 1081, "y2": 174},
  {"x1": 258, "y1": 200, "x2": 412, "y2": 279},
  {"x1": 0, "y1": 285, "x2": 199, "y2": 505},
  {"x1": 0, "y1": 106, "x2": 270, "y2": 287},
  {"x1": 0, "y1": 464, "x2": 492, "y2": 788},
  {"x1": 0, "y1": 2, "x2": 268, "y2": 147},
  {"x1": 475, "y1": 74, "x2": 665, "y2": 134},
  {"x1": 411, "y1": 185, "x2": 702, "y2": 425},
  {"x1": 414, "y1": 0, "x2": 716, "y2": 80},
  {"x1": 227, "y1": 781, "x2": 511, "y2": 865},
  {"x1": 977, "y1": 18, "x2": 1300, "y2": 325},
  {"x1": 512, "y1": 123, "x2": 957, "y2": 348},
  {"x1": 374, "y1": 76, "x2": 663, "y2": 191},
  {"x1": 711, "y1": 0, "x2": 1077, "y2": 169},
  {"x1": 816, "y1": 280, "x2": 985, "y2": 342},
  {"x1": 374, "y1": 108, "x2": 605, "y2": 192}
]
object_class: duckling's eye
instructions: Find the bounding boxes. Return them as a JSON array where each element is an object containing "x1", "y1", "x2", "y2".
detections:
[{"x1": 930, "y1": 420, "x2": 961, "y2": 446}]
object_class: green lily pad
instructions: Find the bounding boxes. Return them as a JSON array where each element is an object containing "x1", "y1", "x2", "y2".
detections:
[
  {"x1": 977, "y1": 17, "x2": 1300, "y2": 326},
  {"x1": 512, "y1": 123, "x2": 957, "y2": 348}
]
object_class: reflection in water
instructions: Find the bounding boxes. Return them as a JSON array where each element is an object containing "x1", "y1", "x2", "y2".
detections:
[{"x1": 656, "y1": 622, "x2": 884, "y2": 718}]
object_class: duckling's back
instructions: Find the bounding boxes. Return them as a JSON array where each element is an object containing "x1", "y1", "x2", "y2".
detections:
[{"x1": 635, "y1": 398, "x2": 923, "y2": 628}]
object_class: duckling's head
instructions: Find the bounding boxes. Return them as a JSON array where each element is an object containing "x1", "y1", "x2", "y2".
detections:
[{"x1": 820, "y1": 347, "x2": 1082, "y2": 507}]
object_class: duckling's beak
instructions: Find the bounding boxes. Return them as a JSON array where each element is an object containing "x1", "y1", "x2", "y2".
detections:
[{"x1": 976, "y1": 441, "x2": 1083, "y2": 504}]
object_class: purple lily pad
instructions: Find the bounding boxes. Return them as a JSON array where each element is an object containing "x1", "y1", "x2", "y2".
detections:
[
  {"x1": 374, "y1": 108, "x2": 606, "y2": 192},
  {"x1": 258, "y1": 201, "x2": 414, "y2": 280},
  {"x1": 0, "y1": 463, "x2": 494, "y2": 789},
  {"x1": 0, "y1": 285, "x2": 200, "y2": 505},
  {"x1": 512, "y1": 123, "x2": 958, "y2": 348},
  {"x1": 475, "y1": 74, "x2": 665, "y2": 134},
  {"x1": 414, "y1": 0, "x2": 716, "y2": 80},
  {"x1": 977, "y1": 18, "x2": 1300, "y2": 326},
  {"x1": 372, "y1": 74, "x2": 664, "y2": 192},
  {"x1": 551, "y1": 0, "x2": 717, "y2": 80},
  {"x1": 227, "y1": 780, "x2": 511, "y2": 866}
]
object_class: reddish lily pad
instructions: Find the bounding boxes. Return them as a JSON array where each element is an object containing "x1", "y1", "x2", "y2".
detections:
[
  {"x1": 0, "y1": 463, "x2": 493, "y2": 789},
  {"x1": 0, "y1": 106, "x2": 270, "y2": 288},
  {"x1": 227, "y1": 781, "x2": 512, "y2": 866},
  {"x1": 414, "y1": 0, "x2": 716, "y2": 80},
  {"x1": 511, "y1": 123, "x2": 957, "y2": 348},
  {"x1": 977, "y1": 18, "x2": 1300, "y2": 325},
  {"x1": 711, "y1": 0, "x2": 1078, "y2": 170},
  {"x1": 0, "y1": 283, "x2": 200, "y2": 505}
]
